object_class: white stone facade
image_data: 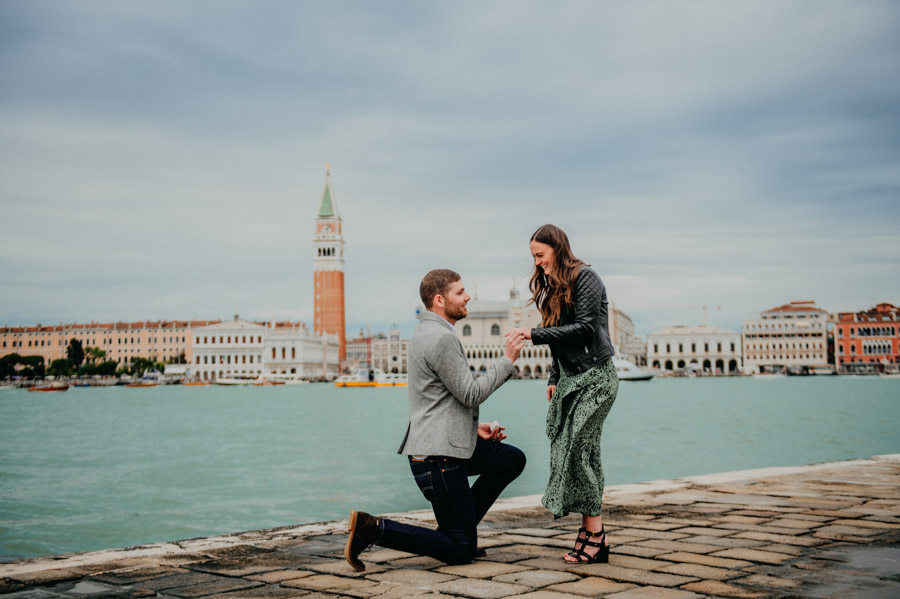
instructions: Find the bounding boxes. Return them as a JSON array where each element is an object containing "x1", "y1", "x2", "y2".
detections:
[
  {"x1": 192, "y1": 320, "x2": 340, "y2": 381},
  {"x1": 647, "y1": 325, "x2": 743, "y2": 374},
  {"x1": 609, "y1": 302, "x2": 647, "y2": 366},
  {"x1": 372, "y1": 327, "x2": 410, "y2": 374},
  {"x1": 742, "y1": 301, "x2": 828, "y2": 374},
  {"x1": 345, "y1": 334, "x2": 372, "y2": 370}
]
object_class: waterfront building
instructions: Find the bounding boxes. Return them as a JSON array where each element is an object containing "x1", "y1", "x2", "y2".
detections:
[
  {"x1": 609, "y1": 302, "x2": 647, "y2": 366},
  {"x1": 833, "y1": 302, "x2": 899, "y2": 374},
  {"x1": 371, "y1": 327, "x2": 410, "y2": 374},
  {"x1": 344, "y1": 327, "x2": 410, "y2": 374},
  {"x1": 345, "y1": 330, "x2": 373, "y2": 371},
  {"x1": 647, "y1": 325, "x2": 743, "y2": 374},
  {"x1": 191, "y1": 318, "x2": 339, "y2": 381},
  {"x1": 742, "y1": 300, "x2": 828, "y2": 374},
  {"x1": 313, "y1": 166, "x2": 347, "y2": 362},
  {"x1": 0, "y1": 320, "x2": 218, "y2": 368}
]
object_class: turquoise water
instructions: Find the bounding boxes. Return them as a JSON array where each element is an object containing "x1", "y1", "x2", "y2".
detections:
[{"x1": 1, "y1": 377, "x2": 898, "y2": 561}]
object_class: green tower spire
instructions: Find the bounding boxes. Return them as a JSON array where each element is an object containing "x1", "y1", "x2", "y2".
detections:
[{"x1": 318, "y1": 165, "x2": 339, "y2": 218}]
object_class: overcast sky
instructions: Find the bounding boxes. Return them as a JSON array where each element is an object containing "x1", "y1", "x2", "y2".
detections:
[{"x1": 1, "y1": 1, "x2": 898, "y2": 338}]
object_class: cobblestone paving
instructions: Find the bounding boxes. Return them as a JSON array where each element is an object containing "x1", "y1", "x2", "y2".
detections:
[{"x1": 2, "y1": 455, "x2": 899, "y2": 598}]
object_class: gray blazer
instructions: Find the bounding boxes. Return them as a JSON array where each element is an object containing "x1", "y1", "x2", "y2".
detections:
[{"x1": 397, "y1": 311, "x2": 516, "y2": 459}]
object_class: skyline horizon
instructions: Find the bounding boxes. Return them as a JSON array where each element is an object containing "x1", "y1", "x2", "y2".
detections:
[{"x1": 2, "y1": 290, "x2": 892, "y2": 342}]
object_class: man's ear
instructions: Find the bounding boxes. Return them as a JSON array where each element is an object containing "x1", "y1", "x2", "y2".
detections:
[{"x1": 433, "y1": 294, "x2": 444, "y2": 309}]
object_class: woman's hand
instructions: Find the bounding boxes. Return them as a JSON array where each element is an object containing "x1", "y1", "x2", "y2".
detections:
[
  {"x1": 546, "y1": 385, "x2": 556, "y2": 403},
  {"x1": 506, "y1": 327, "x2": 532, "y2": 340}
]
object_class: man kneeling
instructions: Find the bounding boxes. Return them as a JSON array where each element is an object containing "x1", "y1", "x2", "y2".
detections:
[{"x1": 345, "y1": 269, "x2": 527, "y2": 569}]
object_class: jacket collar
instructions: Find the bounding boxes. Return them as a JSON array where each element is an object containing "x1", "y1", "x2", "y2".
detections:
[{"x1": 420, "y1": 310, "x2": 456, "y2": 332}]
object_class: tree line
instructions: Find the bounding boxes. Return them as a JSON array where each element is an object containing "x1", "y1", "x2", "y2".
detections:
[{"x1": 1, "y1": 338, "x2": 185, "y2": 380}]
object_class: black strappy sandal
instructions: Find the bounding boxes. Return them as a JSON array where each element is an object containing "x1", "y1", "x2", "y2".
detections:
[{"x1": 564, "y1": 526, "x2": 610, "y2": 564}]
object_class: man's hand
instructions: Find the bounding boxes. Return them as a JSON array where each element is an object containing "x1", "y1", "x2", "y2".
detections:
[
  {"x1": 504, "y1": 330, "x2": 526, "y2": 363},
  {"x1": 546, "y1": 384, "x2": 556, "y2": 403},
  {"x1": 478, "y1": 422, "x2": 507, "y2": 442}
]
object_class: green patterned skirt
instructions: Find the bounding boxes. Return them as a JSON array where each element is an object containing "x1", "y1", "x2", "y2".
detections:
[{"x1": 542, "y1": 357, "x2": 619, "y2": 518}]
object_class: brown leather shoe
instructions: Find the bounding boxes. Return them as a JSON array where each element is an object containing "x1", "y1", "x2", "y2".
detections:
[{"x1": 345, "y1": 510, "x2": 381, "y2": 571}]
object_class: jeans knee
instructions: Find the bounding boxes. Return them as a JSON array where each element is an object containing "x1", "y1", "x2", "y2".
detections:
[{"x1": 510, "y1": 447, "x2": 526, "y2": 476}]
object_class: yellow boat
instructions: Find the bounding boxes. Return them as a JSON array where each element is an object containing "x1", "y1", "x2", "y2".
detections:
[{"x1": 334, "y1": 368, "x2": 408, "y2": 388}]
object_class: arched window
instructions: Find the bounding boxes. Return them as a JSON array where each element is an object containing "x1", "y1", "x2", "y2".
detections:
[
  {"x1": 491, "y1": 324, "x2": 500, "y2": 336},
  {"x1": 463, "y1": 324, "x2": 472, "y2": 336}
]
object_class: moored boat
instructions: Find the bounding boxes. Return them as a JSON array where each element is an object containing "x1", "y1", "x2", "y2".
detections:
[
  {"x1": 334, "y1": 368, "x2": 408, "y2": 387},
  {"x1": 263, "y1": 373, "x2": 310, "y2": 385},
  {"x1": 613, "y1": 358, "x2": 654, "y2": 381},
  {"x1": 214, "y1": 375, "x2": 257, "y2": 386},
  {"x1": 127, "y1": 371, "x2": 162, "y2": 388},
  {"x1": 28, "y1": 384, "x2": 69, "y2": 392}
]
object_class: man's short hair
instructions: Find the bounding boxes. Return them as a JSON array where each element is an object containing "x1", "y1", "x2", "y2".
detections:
[{"x1": 420, "y1": 269, "x2": 461, "y2": 309}]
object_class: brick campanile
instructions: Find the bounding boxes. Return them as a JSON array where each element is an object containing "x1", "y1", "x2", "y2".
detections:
[{"x1": 313, "y1": 165, "x2": 346, "y2": 362}]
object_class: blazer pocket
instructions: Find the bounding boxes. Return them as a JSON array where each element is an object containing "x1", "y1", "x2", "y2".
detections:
[{"x1": 448, "y1": 419, "x2": 472, "y2": 448}]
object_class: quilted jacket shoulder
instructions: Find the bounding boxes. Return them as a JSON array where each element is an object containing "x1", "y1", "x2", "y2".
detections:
[{"x1": 531, "y1": 267, "x2": 614, "y2": 385}]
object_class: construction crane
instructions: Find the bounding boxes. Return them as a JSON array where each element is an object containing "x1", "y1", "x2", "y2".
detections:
[{"x1": 640, "y1": 305, "x2": 722, "y2": 326}]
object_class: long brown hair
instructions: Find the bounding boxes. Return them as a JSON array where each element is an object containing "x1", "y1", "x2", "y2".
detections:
[{"x1": 529, "y1": 224, "x2": 586, "y2": 326}]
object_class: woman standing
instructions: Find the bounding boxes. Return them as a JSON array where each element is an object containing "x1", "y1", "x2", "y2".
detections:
[{"x1": 508, "y1": 224, "x2": 619, "y2": 563}]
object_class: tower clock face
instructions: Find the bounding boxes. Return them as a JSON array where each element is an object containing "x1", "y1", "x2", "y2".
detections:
[{"x1": 322, "y1": 225, "x2": 331, "y2": 233}]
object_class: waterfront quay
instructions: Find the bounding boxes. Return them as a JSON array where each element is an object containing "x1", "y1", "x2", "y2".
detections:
[{"x1": 2, "y1": 455, "x2": 898, "y2": 598}]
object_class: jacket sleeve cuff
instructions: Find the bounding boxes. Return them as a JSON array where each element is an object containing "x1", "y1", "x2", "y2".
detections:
[{"x1": 500, "y1": 356, "x2": 516, "y2": 379}]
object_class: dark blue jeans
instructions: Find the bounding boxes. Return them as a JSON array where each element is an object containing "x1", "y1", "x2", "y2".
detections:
[{"x1": 377, "y1": 438, "x2": 526, "y2": 564}]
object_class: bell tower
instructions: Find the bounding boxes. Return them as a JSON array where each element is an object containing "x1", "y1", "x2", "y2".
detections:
[{"x1": 313, "y1": 165, "x2": 346, "y2": 361}]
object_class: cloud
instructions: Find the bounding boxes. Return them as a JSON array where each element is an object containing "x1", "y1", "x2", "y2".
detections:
[{"x1": 1, "y1": 1, "x2": 898, "y2": 339}]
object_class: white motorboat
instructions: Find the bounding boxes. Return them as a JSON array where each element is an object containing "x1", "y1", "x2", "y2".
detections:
[
  {"x1": 613, "y1": 358, "x2": 654, "y2": 381},
  {"x1": 214, "y1": 374, "x2": 259, "y2": 386},
  {"x1": 264, "y1": 373, "x2": 310, "y2": 385}
]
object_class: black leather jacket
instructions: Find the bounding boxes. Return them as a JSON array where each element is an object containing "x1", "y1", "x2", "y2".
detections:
[{"x1": 530, "y1": 267, "x2": 615, "y2": 386}]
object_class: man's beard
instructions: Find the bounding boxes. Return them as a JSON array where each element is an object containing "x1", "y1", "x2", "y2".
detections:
[{"x1": 446, "y1": 303, "x2": 467, "y2": 321}]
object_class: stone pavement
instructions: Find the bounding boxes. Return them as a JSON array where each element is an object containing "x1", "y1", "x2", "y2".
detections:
[{"x1": 2, "y1": 455, "x2": 899, "y2": 599}]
